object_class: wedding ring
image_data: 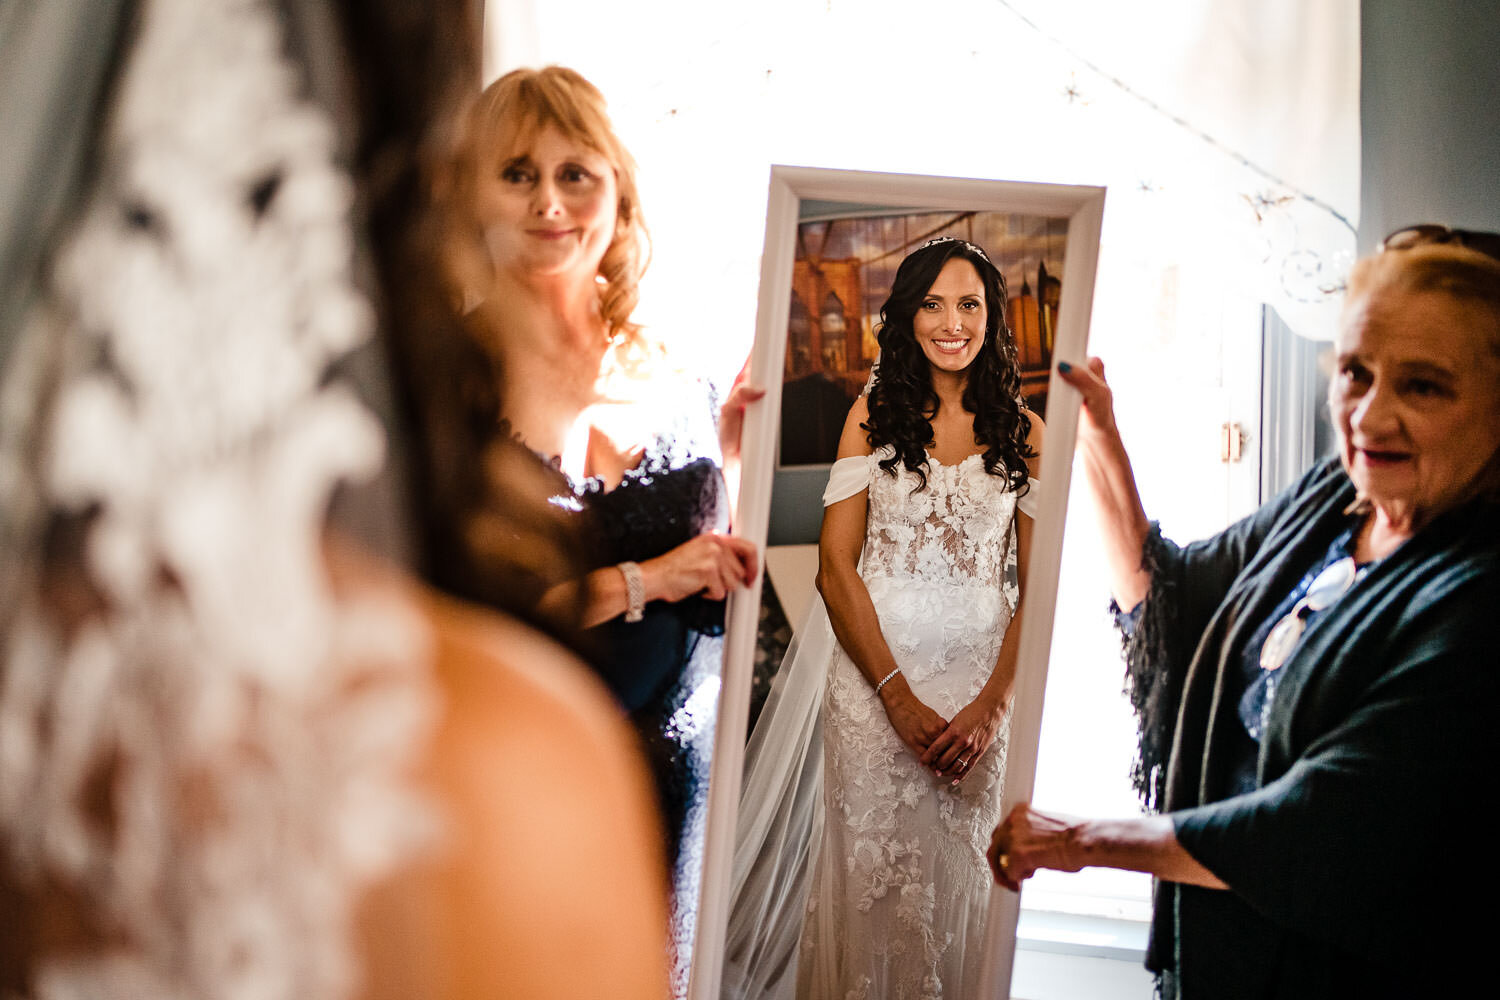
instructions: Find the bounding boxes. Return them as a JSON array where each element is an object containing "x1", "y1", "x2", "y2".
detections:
[
  {"x1": 997, "y1": 853, "x2": 1011, "y2": 871},
  {"x1": 956, "y1": 758, "x2": 969, "y2": 768}
]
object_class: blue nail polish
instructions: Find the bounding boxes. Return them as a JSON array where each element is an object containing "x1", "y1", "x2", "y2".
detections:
[{"x1": 1057, "y1": 361, "x2": 1072, "y2": 373}]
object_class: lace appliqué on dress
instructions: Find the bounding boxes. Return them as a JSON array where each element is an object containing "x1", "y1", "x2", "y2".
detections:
[
  {"x1": 0, "y1": 3, "x2": 437, "y2": 998},
  {"x1": 801, "y1": 447, "x2": 1018, "y2": 1000}
]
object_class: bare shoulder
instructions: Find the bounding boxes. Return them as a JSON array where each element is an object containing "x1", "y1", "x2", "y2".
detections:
[
  {"x1": 359, "y1": 582, "x2": 670, "y2": 1000},
  {"x1": 428, "y1": 594, "x2": 627, "y2": 745},
  {"x1": 1022, "y1": 407, "x2": 1045, "y2": 476},
  {"x1": 324, "y1": 542, "x2": 643, "y2": 773},
  {"x1": 420, "y1": 590, "x2": 666, "y2": 868},
  {"x1": 836, "y1": 394, "x2": 875, "y2": 460}
]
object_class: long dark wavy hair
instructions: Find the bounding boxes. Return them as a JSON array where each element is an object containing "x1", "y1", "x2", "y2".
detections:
[
  {"x1": 335, "y1": 2, "x2": 589, "y2": 639},
  {"x1": 864, "y1": 238, "x2": 1035, "y2": 493}
]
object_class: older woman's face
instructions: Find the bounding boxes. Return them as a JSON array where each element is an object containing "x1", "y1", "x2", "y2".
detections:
[
  {"x1": 476, "y1": 126, "x2": 618, "y2": 284},
  {"x1": 1332, "y1": 286, "x2": 1500, "y2": 528}
]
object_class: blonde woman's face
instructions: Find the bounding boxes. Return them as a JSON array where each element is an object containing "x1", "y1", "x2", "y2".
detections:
[
  {"x1": 477, "y1": 126, "x2": 618, "y2": 284},
  {"x1": 1332, "y1": 286, "x2": 1500, "y2": 528}
]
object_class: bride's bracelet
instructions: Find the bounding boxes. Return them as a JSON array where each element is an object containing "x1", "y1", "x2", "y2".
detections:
[{"x1": 874, "y1": 668, "x2": 901, "y2": 694}]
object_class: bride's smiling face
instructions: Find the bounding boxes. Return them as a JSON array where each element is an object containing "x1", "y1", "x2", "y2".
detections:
[{"x1": 912, "y1": 258, "x2": 987, "y2": 376}]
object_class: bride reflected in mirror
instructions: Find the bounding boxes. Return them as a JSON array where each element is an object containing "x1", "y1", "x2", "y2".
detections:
[{"x1": 728, "y1": 236, "x2": 1043, "y2": 998}]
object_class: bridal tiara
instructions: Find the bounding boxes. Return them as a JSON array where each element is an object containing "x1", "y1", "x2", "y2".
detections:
[{"x1": 915, "y1": 235, "x2": 993, "y2": 264}]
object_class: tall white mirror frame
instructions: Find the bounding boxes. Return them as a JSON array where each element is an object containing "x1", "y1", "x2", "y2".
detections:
[{"x1": 693, "y1": 166, "x2": 1105, "y2": 1000}]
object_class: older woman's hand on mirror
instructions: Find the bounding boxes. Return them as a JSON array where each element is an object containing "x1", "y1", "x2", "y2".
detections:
[
  {"x1": 642, "y1": 530, "x2": 759, "y2": 602},
  {"x1": 1054, "y1": 356, "x2": 1121, "y2": 443},
  {"x1": 987, "y1": 803, "x2": 1084, "y2": 891}
]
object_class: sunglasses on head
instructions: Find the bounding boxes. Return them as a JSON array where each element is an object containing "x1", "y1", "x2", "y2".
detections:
[{"x1": 1379, "y1": 224, "x2": 1500, "y2": 263}]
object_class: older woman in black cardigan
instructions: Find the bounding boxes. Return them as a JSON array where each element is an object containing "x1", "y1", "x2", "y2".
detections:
[{"x1": 989, "y1": 229, "x2": 1500, "y2": 998}]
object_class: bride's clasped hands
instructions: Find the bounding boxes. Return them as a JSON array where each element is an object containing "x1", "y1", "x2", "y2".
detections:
[
  {"x1": 921, "y1": 693, "x2": 1010, "y2": 784},
  {"x1": 877, "y1": 671, "x2": 1011, "y2": 786},
  {"x1": 873, "y1": 672, "x2": 950, "y2": 761}
]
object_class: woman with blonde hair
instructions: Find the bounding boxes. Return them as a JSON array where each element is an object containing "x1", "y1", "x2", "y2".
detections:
[{"x1": 452, "y1": 65, "x2": 760, "y2": 993}]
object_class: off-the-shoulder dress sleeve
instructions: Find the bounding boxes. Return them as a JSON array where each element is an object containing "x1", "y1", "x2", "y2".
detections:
[
  {"x1": 1016, "y1": 478, "x2": 1042, "y2": 519},
  {"x1": 822, "y1": 453, "x2": 872, "y2": 506}
]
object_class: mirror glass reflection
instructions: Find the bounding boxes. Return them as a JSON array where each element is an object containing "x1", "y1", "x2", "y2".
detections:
[
  {"x1": 726, "y1": 200, "x2": 1071, "y2": 999},
  {"x1": 752, "y1": 205, "x2": 1070, "y2": 723}
]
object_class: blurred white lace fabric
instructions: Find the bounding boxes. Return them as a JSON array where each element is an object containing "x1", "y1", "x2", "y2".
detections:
[{"x1": 0, "y1": 1, "x2": 437, "y2": 997}]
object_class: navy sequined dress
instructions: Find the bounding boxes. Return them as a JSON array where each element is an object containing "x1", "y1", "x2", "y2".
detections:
[
  {"x1": 563, "y1": 416, "x2": 729, "y2": 997},
  {"x1": 576, "y1": 450, "x2": 727, "y2": 865}
]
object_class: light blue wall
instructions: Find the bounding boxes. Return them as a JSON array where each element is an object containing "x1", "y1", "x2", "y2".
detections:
[{"x1": 1360, "y1": 0, "x2": 1500, "y2": 252}]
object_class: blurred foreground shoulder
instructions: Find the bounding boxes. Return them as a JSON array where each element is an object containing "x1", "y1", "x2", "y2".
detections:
[{"x1": 356, "y1": 574, "x2": 670, "y2": 1000}]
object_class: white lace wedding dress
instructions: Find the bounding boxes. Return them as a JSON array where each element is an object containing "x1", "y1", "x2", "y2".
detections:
[{"x1": 727, "y1": 444, "x2": 1034, "y2": 1000}]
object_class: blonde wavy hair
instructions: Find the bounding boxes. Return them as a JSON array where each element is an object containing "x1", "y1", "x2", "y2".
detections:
[
  {"x1": 455, "y1": 65, "x2": 650, "y2": 346},
  {"x1": 1342, "y1": 240, "x2": 1500, "y2": 512}
]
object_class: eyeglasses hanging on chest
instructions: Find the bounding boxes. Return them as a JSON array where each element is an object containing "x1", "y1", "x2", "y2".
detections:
[{"x1": 1258, "y1": 555, "x2": 1360, "y2": 673}]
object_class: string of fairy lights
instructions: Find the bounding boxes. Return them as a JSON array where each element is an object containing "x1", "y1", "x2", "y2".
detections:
[
  {"x1": 992, "y1": 0, "x2": 1355, "y2": 237},
  {"x1": 990, "y1": 0, "x2": 1356, "y2": 301}
]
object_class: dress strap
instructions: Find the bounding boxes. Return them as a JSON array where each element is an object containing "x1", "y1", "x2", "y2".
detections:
[{"x1": 822, "y1": 453, "x2": 873, "y2": 506}]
